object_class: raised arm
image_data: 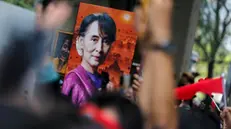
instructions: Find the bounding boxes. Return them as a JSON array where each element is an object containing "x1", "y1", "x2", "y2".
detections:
[{"x1": 135, "y1": 0, "x2": 177, "y2": 128}]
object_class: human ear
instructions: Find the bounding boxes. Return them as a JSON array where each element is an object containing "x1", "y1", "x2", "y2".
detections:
[{"x1": 76, "y1": 36, "x2": 84, "y2": 56}]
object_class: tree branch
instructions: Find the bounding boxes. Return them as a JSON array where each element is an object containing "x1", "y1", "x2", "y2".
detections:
[
  {"x1": 213, "y1": 0, "x2": 221, "y2": 43},
  {"x1": 195, "y1": 36, "x2": 209, "y2": 60},
  {"x1": 208, "y1": 0, "x2": 217, "y2": 13},
  {"x1": 220, "y1": 0, "x2": 231, "y2": 41},
  {"x1": 223, "y1": 0, "x2": 229, "y2": 22}
]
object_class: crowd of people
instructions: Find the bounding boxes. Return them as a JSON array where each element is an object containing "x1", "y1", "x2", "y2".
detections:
[{"x1": 1, "y1": 0, "x2": 231, "y2": 129}]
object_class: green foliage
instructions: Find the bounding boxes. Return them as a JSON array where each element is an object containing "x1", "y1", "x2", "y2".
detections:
[
  {"x1": 4, "y1": 0, "x2": 34, "y2": 11},
  {"x1": 194, "y1": 0, "x2": 231, "y2": 78}
]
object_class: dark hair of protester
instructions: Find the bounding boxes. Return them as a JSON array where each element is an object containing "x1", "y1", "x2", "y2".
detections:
[
  {"x1": 34, "y1": 75, "x2": 77, "y2": 118},
  {"x1": 178, "y1": 72, "x2": 200, "y2": 86},
  {"x1": 33, "y1": 114, "x2": 104, "y2": 129},
  {"x1": 0, "y1": 31, "x2": 45, "y2": 95},
  {"x1": 37, "y1": 0, "x2": 68, "y2": 10},
  {"x1": 177, "y1": 72, "x2": 200, "y2": 106},
  {"x1": 80, "y1": 92, "x2": 144, "y2": 129},
  {"x1": 178, "y1": 92, "x2": 221, "y2": 129},
  {"x1": 0, "y1": 31, "x2": 47, "y2": 129},
  {"x1": 78, "y1": 13, "x2": 116, "y2": 43}
]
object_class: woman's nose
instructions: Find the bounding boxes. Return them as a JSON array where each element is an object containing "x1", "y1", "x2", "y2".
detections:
[{"x1": 95, "y1": 40, "x2": 103, "y2": 52}]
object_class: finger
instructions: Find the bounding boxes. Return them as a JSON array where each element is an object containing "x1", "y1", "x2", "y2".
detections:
[
  {"x1": 133, "y1": 80, "x2": 141, "y2": 87},
  {"x1": 134, "y1": 74, "x2": 140, "y2": 79},
  {"x1": 132, "y1": 84, "x2": 139, "y2": 91},
  {"x1": 221, "y1": 112, "x2": 226, "y2": 119},
  {"x1": 134, "y1": 74, "x2": 144, "y2": 83},
  {"x1": 136, "y1": 66, "x2": 140, "y2": 72},
  {"x1": 226, "y1": 107, "x2": 231, "y2": 112},
  {"x1": 139, "y1": 77, "x2": 144, "y2": 82}
]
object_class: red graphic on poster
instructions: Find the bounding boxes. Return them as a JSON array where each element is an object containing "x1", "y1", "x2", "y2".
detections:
[{"x1": 66, "y1": 3, "x2": 137, "y2": 87}]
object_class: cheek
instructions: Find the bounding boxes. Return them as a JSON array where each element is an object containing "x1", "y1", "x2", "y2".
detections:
[{"x1": 83, "y1": 39, "x2": 95, "y2": 52}]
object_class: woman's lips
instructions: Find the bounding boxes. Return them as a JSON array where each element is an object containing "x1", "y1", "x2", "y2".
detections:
[{"x1": 93, "y1": 56, "x2": 100, "y2": 61}]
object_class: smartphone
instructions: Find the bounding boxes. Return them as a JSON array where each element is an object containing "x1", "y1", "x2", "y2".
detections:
[{"x1": 132, "y1": 62, "x2": 142, "y2": 76}]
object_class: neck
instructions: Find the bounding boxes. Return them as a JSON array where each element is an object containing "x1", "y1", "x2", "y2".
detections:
[{"x1": 81, "y1": 60, "x2": 97, "y2": 74}]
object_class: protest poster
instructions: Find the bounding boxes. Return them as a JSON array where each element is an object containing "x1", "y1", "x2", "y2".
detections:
[{"x1": 65, "y1": 3, "x2": 137, "y2": 87}]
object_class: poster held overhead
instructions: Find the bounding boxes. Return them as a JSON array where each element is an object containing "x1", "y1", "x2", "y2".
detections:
[{"x1": 62, "y1": 3, "x2": 137, "y2": 106}]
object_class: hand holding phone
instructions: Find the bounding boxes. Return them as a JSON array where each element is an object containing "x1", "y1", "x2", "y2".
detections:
[{"x1": 132, "y1": 66, "x2": 143, "y2": 92}]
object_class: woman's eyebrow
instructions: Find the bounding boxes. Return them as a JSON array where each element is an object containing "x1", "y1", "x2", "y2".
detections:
[{"x1": 92, "y1": 35, "x2": 99, "y2": 38}]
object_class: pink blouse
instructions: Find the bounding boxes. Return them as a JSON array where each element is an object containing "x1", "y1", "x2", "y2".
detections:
[{"x1": 61, "y1": 65, "x2": 96, "y2": 107}]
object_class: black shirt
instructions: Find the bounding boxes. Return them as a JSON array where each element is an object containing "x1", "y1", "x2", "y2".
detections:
[
  {"x1": 0, "y1": 105, "x2": 41, "y2": 129},
  {"x1": 178, "y1": 107, "x2": 220, "y2": 129}
]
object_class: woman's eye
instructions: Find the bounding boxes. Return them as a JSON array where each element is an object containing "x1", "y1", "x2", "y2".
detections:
[
  {"x1": 91, "y1": 38, "x2": 98, "y2": 42},
  {"x1": 103, "y1": 39, "x2": 110, "y2": 44}
]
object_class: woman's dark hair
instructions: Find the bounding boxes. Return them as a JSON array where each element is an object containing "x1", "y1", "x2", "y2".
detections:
[
  {"x1": 88, "y1": 92, "x2": 144, "y2": 129},
  {"x1": 78, "y1": 13, "x2": 117, "y2": 44},
  {"x1": 101, "y1": 72, "x2": 110, "y2": 91}
]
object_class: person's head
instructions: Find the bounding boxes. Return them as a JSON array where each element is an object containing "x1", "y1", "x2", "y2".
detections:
[
  {"x1": 35, "y1": 0, "x2": 72, "y2": 29},
  {"x1": 178, "y1": 72, "x2": 196, "y2": 86},
  {"x1": 76, "y1": 13, "x2": 116, "y2": 70},
  {"x1": 59, "y1": 39, "x2": 71, "y2": 61},
  {"x1": 80, "y1": 92, "x2": 143, "y2": 129}
]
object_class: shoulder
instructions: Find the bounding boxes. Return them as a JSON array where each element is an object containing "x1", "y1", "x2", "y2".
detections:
[
  {"x1": 64, "y1": 68, "x2": 83, "y2": 85},
  {"x1": 66, "y1": 66, "x2": 85, "y2": 77},
  {"x1": 64, "y1": 72, "x2": 79, "y2": 82},
  {"x1": 63, "y1": 66, "x2": 86, "y2": 85}
]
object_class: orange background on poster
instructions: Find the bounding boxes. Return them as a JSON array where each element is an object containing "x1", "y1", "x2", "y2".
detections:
[{"x1": 66, "y1": 3, "x2": 137, "y2": 86}]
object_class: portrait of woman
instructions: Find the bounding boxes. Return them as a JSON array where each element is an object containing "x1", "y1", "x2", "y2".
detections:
[
  {"x1": 53, "y1": 32, "x2": 72, "y2": 74},
  {"x1": 61, "y1": 13, "x2": 116, "y2": 106}
]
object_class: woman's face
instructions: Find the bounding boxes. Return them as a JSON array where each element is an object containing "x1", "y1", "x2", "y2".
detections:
[
  {"x1": 80, "y1": 21, "x2": 112, "y2": 67},
  {"x1": 60, "y1": 39, "x2": 70, "y2": 60}
]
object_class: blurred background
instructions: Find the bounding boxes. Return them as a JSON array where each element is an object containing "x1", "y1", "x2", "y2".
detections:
[{"x1": 4, "y1": 0, "x2": 231, "y2": 80}]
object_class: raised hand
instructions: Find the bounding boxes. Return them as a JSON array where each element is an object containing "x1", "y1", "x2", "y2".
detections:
[{"x1": 221, "y1": 107, "x2": 231, "y2": 129}]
